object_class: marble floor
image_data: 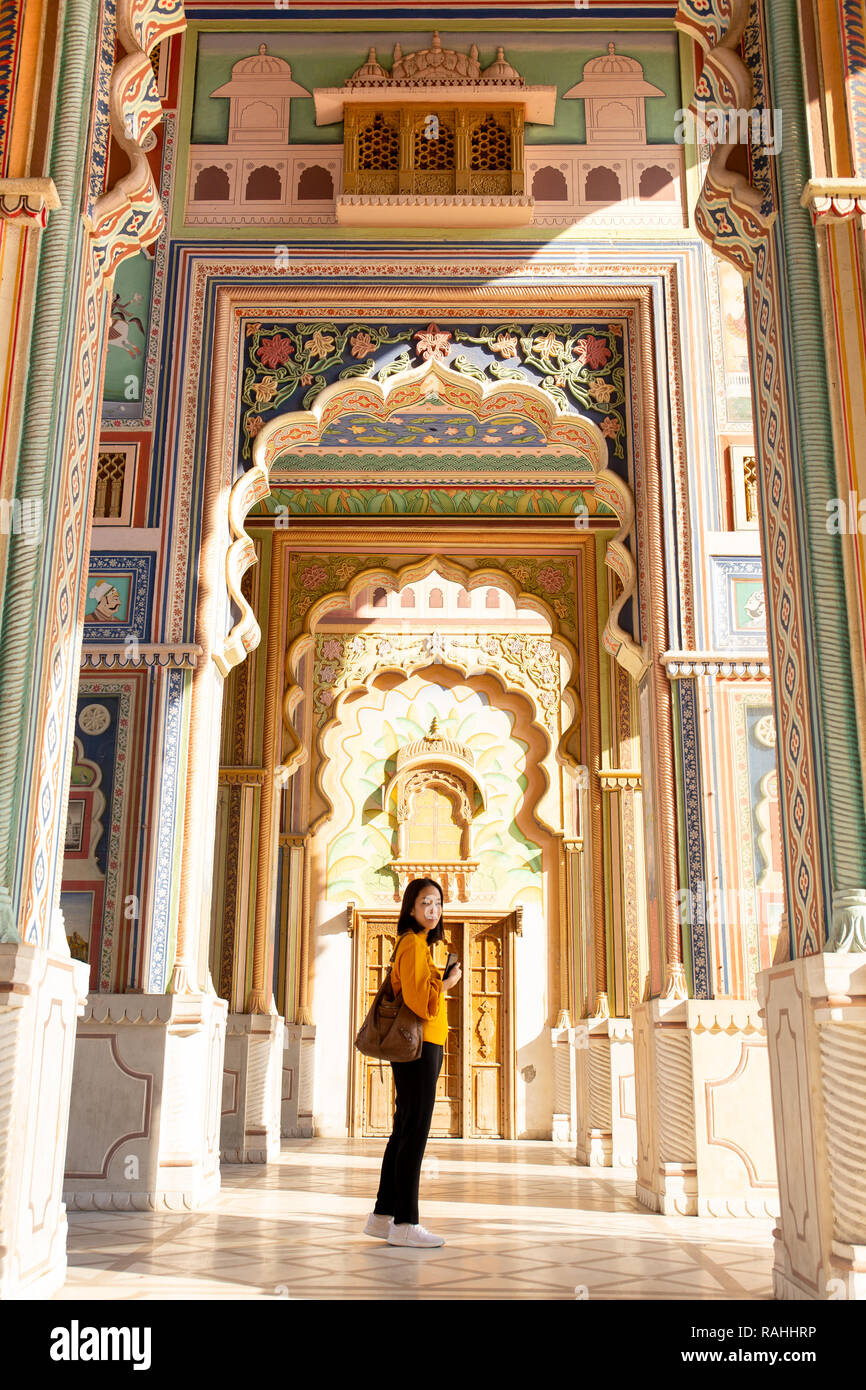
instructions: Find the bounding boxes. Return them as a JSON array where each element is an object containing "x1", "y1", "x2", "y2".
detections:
[{"x1": 58, "y1": 1139, "x2": 775, "y2": 1301}]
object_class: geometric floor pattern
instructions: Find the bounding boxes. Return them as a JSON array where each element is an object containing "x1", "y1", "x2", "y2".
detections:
[{"x1": 58, "y1": 1139, "x2": 775, "y2": 1301}]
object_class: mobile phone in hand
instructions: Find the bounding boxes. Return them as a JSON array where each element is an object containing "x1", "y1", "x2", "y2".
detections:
[{"x1": 442, "y1": 953, "x2": 458, "y2": 983}]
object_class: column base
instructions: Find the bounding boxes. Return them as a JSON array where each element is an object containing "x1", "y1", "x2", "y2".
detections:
[
  {"x1": 0, "y1": 940, "x2": 88, "y2": 1299},
  {"x1": 633, "y1": 997, "x2": 778, "y2": 1217},
  {"x1": 221, "y1": 1012, "x2": 284, "y2": 1163},
  {"x1": 759, "y1": 953, "x2": 866, "y2": 1299},
  {"x1": 574, "y1": 1017, "x2": 636, "y2": 1167},
  {"x1": 63, "y1": 991, "x2": 227, "y2": 1212},
  {"x1": 281, "y1": 1022, "x2": 316, "y2": 1138}
]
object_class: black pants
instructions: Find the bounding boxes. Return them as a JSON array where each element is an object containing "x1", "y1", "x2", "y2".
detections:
[{"x1": 374, "y1": 1042, "x2": 443, "y2": 1226}]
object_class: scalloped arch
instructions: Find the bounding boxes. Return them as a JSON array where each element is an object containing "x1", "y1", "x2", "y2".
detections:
[{"x1": 221, "y1": 358, "x2": 645, "y2": 680}]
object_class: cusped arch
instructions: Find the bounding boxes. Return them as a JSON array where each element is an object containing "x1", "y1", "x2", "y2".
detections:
[
  {"x1": 282, "y1": 552, "x2": 580, "y2": 781},
  {"x1": 222, "y1": 359, "x2": 645, "y2": 684}
]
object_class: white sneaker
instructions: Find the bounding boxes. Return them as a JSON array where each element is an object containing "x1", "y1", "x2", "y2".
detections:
[
  {"x1": 363, "y1": 1212, "x2": 393, "y2": 1238},
  {"x1": 387, "y1": 1223, "x2": 445, "y2": 1248}
]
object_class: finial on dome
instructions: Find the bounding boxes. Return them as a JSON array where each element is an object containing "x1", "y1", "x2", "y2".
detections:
[
  {"x1": 428, "y1": 716, "x2": 440, "y2": 737},
  {"x1": 496, "y1": 46, "x2": 505, "y2": 60},
  {"x1": 432, "y1": 31, "x2": 441, "y2": 48},
  {"x1": 367, "y1": 46, "x2": 377, "y2": 61},
  {"x1": 608, "y1": 41, "x2": 616, "y2": 55},
  {"x1": 258, "y1": 43, "x2": 267, "y2": 55}
]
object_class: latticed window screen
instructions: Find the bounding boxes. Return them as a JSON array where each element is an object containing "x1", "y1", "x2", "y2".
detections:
[
  {"x1": 93, "y1": 451, "x2": 127, "y2": 519},
  {"x1": 358, "y1": 114, "x2": 398, "y2": 170},
  {"x1": 414, "y1": 120, "x2": 455, "y2": 171},
  {"x1": 470, "y1": 116, "x2": 510, "y2": 170},
  {"x1": 407, "y1": 787, "x2": 463, "y2": 860}
]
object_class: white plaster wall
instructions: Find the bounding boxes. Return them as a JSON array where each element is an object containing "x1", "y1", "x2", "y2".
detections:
[
  {"x1": 513, "y1": 898, "x2": 553, "y2": 1139},
  {"x1": 310, "y1": 901, "x2": 354, "y2": 1136}
]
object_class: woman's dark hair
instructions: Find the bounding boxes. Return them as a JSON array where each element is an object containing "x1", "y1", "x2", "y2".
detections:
[{"x1": 396, "y1": 877, "x2": 445, "y2": 945}]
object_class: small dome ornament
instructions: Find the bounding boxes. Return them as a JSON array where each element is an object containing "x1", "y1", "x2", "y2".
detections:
[
  {"x1": 232, "y1": 43, "x2": 296, "y2": 77},
  {"x1": 346, "y1": 46, "x2": 390, "y2": 87},
  {"x1": 482, "y1": 46, "x2": 524, "y2": 87}
]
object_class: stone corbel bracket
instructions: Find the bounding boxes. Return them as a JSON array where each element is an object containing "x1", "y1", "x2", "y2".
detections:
[
  {"x1": 675, "y1": 0, "x2": 775, "y2": 273},
  {"x1": 86, "y1": 0, "x2": 186, "y2": 279},
  {"x1": 0, "y1": 177, "x2": 60, "y2": 228}
]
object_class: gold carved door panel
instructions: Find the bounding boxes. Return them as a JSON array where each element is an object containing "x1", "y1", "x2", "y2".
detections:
[
  {"x1": 467, "y1": 922, "x2": 506, "y2": 1137},
  {"x1": 359, "y1": 922, "x2": 397, "y2": 1137}
]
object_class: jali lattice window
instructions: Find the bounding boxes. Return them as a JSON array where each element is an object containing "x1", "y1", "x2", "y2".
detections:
[{"x1": 93, "y1": 451, "x2": 127, "y2": 520}]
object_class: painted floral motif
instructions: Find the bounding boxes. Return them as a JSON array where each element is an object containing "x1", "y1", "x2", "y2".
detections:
[
  {"x1": 307, "y1": 329, "x2": 336, "y2": 360},
  {"x1": 573, "y1": 335, "x2": 612, "y2": 369},
  {"x1": 266, "y1": 486, "x2": 609, "y2": 522},
  {"x1": 413, "y1": 323, "x2": 452, "y2": 363},
  {"x1": 240, "y1": 319, "x2": 628, "y2": 462},
  {"x1": 350, "y1": 331, "x2": 376, "y2": 358},
  {"x1": 489, "y1": 331, "x2": 519, "y2": 358},
  {"x1": 257, "y1": 334, "x2": 294, "y2": 368}
]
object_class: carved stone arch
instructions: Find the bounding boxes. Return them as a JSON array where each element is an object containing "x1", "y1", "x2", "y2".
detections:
[
  {"x1": 222, "y1": 359, "x2": 644, "y2": 683},
  {"x1": 280, "y1": 551, "x2": 581, "y2": 779}
]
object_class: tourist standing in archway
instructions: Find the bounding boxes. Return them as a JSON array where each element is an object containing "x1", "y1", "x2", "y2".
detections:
[{"x1": 364, "y1": 877, "x2": 461, "y2": 1247}]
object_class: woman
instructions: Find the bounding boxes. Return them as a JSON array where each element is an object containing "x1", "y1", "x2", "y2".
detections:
[{"x1": 363, "y1": 877, "x2": 461, "y2": 1248}]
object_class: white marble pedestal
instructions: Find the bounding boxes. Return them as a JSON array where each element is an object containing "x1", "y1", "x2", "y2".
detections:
[
  {"x1": 282, "y1": 1023, "x2": 316, "y2": 1137},
  {"x1": 574, "y1": 1017, "x2": 637, "y2": 1167},
  {"x1": 63, "y1": 991, "x2": 226, "y2": 1211},
  {"x1": 633, "y1": 997, "x2": 778, "y2": 1217},
  {"x1": 221, "y1": 1012, "x2": 284, "y2": 1163},
  {"x1": 759, "y1": 953, "x2": 866, "y2": 1300},
  {"x1": 0, "y1": 940, "x2": 88, "y2": 1298}
]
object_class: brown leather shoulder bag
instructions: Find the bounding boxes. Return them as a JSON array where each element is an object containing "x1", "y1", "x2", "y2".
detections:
[{"x1": 354, "y1": 940, "x2": 423, "y2": 1063}]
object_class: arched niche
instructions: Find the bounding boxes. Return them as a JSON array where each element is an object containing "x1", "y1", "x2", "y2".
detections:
[{"x1": 223, "y1": 358, "x2": 644, "y2": 688}]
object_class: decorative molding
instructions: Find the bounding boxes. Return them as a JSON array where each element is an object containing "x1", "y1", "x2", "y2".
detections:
[
  {"x1": 801, "y1": 178, "x2": 866, "y2": 221},
  {"x1": 232, "y1": 358, "x2": 642, "y2": 683},
  {"x1": 81, "y1": 643, "x2": 201, "y2": 670},
  {"x1": 218, "y1": 766, "x2": 266, "y2": 786},
  {"x1": 599, "y1": 769, "x2": 642, "y2": 791},
  {"x1": 335, "y1": 194, "x2": 534, "y2": 228},
  {"x1": 0, "y1": 177, "x2": 60, "y2": 227},
  {"x1": 662, "y1": 651, "x2": 770, "y2": 678}
]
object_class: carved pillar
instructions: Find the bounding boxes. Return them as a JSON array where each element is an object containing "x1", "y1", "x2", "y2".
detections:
[
  {"x1": 674, "y1": 0, "x2": 866, "y2": 1272},
  {"x1": 455, "y1": 109, "x2": 471, "y2": 195},
  {"x1": 0, "y1": 0, "x2": 186, "y2": 1292},
  {"x1": 510, "y1": 108, "x2": 524, "y2": 194}
]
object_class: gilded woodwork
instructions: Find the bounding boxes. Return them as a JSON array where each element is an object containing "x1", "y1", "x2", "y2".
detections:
[{"x1": 342, "y1": 104, "x2": 523, "y2": 199}]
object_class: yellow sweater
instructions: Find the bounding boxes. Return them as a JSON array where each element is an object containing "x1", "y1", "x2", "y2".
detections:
[{"x1": 391, "y1": 930, "x2": 448, "y2": 1046}]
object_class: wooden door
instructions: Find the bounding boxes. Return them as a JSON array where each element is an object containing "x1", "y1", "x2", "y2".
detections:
[
  {"x1": 356, "y1": 916, "x2": 462, "y2": 1138},
  {"x1": 466, "y1": 920, "x2": 506, "y2": 1137}
]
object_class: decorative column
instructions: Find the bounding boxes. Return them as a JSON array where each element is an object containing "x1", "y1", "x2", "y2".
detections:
[
  {"x1": 0, "y1": 0, "x2": 186, "y2": 1291},
  {"x1": 219, "y1": 534, "x2": 285, "y2": 1164},
  {"x1": 674, "y1": 0, "x2": 866, "y2": 1258},
  {"x1": 574, "y1": 772, "x2": 639, "y2": 1167}
]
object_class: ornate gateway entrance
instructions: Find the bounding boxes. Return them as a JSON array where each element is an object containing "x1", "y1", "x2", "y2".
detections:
[{"x1": 351, "y1": 907, "x2": 522, "y2": 1139}]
